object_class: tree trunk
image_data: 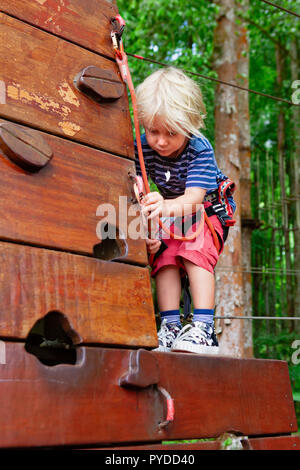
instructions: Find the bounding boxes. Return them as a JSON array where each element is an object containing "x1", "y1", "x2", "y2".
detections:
[
  {"x1": 276, "y1": 44, "x2": 294, "y2": 327},
  {"x1": 213, "y1": 0, "x2": 245, "y2": 357},
  {"x1": 236, "y1": 0, "x2": 253, "y2": 357}
]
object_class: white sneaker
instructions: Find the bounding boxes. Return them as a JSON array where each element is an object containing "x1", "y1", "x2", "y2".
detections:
[
  {"x1": 171, "y1": 321, "x2": 219, "y2": 354},
  {"x1": 154, "y1": 319, "x2": 182, "y2": 352}
]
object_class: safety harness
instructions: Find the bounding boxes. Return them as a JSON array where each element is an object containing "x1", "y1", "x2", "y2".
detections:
[
  {"x1": 111, "y1": 15, "x2": 236, "y2": 256},
  {"x1": 205, "y1": 179, "x2": 236, "y2": 226}
]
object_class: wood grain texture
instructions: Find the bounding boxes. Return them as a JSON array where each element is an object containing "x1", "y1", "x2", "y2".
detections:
[
  {"x1": 0, "y1": 119, "x2": 147, "y2": 264},
  {"x1": 0, "y1": 242, "x2": 156, "y2": 346},
  {"x1": 0, "y1": 13, "x2": 134, "y2": 157},
  {"x1": 156, "y1": 352, "x2": 298, "y2": 440},
  {"x1": 0, "y1": 0, "x2": 118, "y2": 59},
  {"x1": 0, "y1": 345, "x2": 297, "y2": 447},
  {"x1": 248, "y1": 435, "x2": 300, "y2": 450}
]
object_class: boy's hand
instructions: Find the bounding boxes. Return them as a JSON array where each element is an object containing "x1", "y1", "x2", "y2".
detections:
[
  {"x1": 142, "y1": 192, "x2": 165, "y2": 220},
  {"x1": 145, "y1": 238, "x2": 161, "y2": 254}
]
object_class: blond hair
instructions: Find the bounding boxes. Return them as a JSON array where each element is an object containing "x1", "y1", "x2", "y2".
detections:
[{"x1": 136, "y1": 66, "x2": 206, "y2": 138}]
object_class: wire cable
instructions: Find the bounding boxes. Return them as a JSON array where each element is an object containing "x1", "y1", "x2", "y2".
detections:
[
  {"x1": 260, "y1": 0, "x2": 300, "y2": 19},
  {"x1": 216, "y1": 266, "x2": 300, "y2": 275},
  {"x1": 214, "y1": 315, "x2": 300, "y2": 320},
  {"x1": 127, "y1": 53, "x2": 298, "y2": 107}
]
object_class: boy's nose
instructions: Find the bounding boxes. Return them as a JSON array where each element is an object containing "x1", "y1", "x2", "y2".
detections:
[{"x1": 157, "y1": 135, "x2": 168, "y2": 146}]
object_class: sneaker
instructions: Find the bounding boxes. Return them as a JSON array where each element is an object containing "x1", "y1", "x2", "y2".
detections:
[
  {"x1": 171, "y1": 321, "x2": 219, "y2": 354},
  {"x1": 154, "y1": 319, "x2": 182, "y2": 352}
]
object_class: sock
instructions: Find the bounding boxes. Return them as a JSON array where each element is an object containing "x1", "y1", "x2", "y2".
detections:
[
  {"x1": 160, "y1": 309, "x2": 181, "y2": 328},
  {"x1": 193, "y1": 308, "x2": 214, "y2": 325}
]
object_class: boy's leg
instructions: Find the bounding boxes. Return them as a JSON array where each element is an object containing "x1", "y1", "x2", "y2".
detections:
[
  {"x1": 156, "y1": 265, "x2": 182, "y2": 312},
  {"x1": 171, "y1": 259, "x2": 219, "y2": 354},
  {"x1": 154, "y1": 265, "x2": 182, "y2": 351},
  {"x1": 182, "y1": 259, "x2": 215, "y2": 309}
]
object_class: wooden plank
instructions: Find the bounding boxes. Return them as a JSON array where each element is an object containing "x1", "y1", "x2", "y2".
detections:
[
  {"x1": 0, "y1": 346, "x2": 297, "y2": 447},
  {"x1": 156, "y1": 353, "x2": 298, "y2": 440},
  {"x1": 0, "y1": 345, "x2": 160, "y2": 448},
  {"x1": 248, "y1": 435, "x2": 300, "y2": 450},
  {"x1": 0, "y1": 242, "x2": 156, "y2": 345},
  {"x1": 0, "y1": 0, "x2": 118, "y2": 59},
  {"x1": 0, "y1": 119, "x2": 147, "y2": 264},
  {"x1": 0, "y1": 13, "x2": 134, "y2": 157}
]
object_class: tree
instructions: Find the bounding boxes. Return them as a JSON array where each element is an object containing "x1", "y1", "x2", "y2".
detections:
[
  {"x1": 236, "y1": 0, "x2": 253, "y2": 357},
  {"x1": 212, "y1": 0, "x2": 247, "y2": 357}
]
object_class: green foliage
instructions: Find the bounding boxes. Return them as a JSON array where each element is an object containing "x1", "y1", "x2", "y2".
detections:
[
  {"x1": 162, "y1": 438, "x2": 214, "y2": 445},
  {"x1": 117, "y1": 0, "x2": 219, "y2": 143},
  {"x1": 246, "y1": 2, "x2": 300, "y2": 426}
]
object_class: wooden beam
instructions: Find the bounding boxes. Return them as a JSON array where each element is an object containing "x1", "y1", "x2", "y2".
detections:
[
  {"x1": 0, "y1": 242, "x2": 156, "y2": 346},
  {"x1": 0, "y1": 346, "x2": 297, "y2": 447}
]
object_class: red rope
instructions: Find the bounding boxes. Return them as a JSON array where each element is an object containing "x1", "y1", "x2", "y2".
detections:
[{"x1": 112, "y1": 19, "x2": 220, "y2": 252}]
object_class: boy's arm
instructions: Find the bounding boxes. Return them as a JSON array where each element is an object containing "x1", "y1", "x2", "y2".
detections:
[{"x1": 143, "y1": 187, "x2": 206, "y2": 220}]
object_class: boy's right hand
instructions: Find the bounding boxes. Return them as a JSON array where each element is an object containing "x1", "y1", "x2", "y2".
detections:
[{"x1": 145, "y1": 238, "x2": 161, "y2": 254}]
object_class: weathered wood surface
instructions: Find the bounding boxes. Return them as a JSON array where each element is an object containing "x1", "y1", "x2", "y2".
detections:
[
  {"x1": 248, "y1": 435, "x2": 300, "y2": 450},
  {"x1": 0, "y1": 242, "x2": 156, "y2": 346},
  {"x1": 0, "y1": 0, "x2": 118, "y2": 59},
  {"x1": 0, "y1": 13, "x2": 134, "y2": 157},
  {"x1": 0, "y1": 346, "x2": 297, "y2": 447},
  {"x1": 0, "y1": 119, "x2": 147, "y2": 264}
]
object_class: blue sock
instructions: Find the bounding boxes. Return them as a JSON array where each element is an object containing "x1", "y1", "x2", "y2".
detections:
[
  {"x1": 160, "y1": 309, "x2": 181, "y2": 328},
  {"x1": 193, "y1": 308, "x2": 214, "y2": 325}
]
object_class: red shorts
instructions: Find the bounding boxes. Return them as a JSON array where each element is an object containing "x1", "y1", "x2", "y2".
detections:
[{"x1": 150, "y1": 202, "x2": 225, "y2": 277}]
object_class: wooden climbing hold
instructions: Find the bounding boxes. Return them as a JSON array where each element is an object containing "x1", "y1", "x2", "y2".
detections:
[
  {"x1": 0, "y1": 122, "x2": 53, "y2": 172},
  {"x1": 74, "y1": 65, "x2": 124, "y2": 103}
]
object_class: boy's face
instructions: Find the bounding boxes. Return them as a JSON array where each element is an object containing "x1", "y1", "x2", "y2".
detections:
[{"x1": 144, "y1": 117, "x2": 188, "y2": 158}]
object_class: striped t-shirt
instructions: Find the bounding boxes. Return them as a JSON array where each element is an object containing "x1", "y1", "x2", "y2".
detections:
[{"x1": 135, "y1": 133, "x2": 236, "y2": 211}]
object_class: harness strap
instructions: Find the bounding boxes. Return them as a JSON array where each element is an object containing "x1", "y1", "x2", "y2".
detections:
[
  {"x1": 205, "y1": 179, "x2": 237, "y2": 227},
  {"x1": 218, "y1": 179, "x2": 236, "y2": 226}
]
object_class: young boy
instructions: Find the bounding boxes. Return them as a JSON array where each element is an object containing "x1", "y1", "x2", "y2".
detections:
[{"x1": 134, "y1": 66, "x2": 235, "y2": 354}]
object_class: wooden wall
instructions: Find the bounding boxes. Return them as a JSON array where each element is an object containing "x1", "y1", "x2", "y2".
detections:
[
  {"x1": 0, "y1": 1, "x2": 157, "y2": 348},
  {"x1": 0, "y1": 0, "x2": 298, "y2": 450}
]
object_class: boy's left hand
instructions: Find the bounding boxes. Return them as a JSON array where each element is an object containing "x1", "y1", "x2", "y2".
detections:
[{"x1": 142, "y1": 192, "x2": 165, "y2": 220}]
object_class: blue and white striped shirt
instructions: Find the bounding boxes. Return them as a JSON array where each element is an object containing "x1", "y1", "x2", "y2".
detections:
[{"x1": 135, "y1": 134, "x2": 236, "y2": 211}]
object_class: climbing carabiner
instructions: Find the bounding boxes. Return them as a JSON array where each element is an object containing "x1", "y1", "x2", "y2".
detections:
[
  {"x1": 111, "y1": 14, "x2": 126, "y2": 59},
  {"x1": 111, "y1": 14, "x2": 126, "y2": 37}
]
